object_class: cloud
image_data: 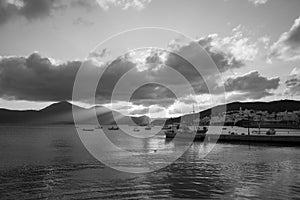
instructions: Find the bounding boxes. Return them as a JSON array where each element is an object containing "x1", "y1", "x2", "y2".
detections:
[
  {"x1": 166, "y1": 26, "x2": 259, "y2": 80},
  {"x1": 129, "y1": 83, "x2": 176, "y2": 107},
  {"x1": 202, "y1": 26, "x2": 259, "y2": 62},
  {"x1": 129, "y1": 107, "x2": 149, "y2": 115},
  {"x1": 270, "y1": 16, "x2": 300, "y2": 61},
  {"x1": 285, "y1": 67, "x2": 300, "y2": 96},
  {"x1": 0, "y1": 31, "x2": 249, "y2": 107},
  {"x1": 0, "y1": 25, "x2": 273, "y2": 110},
  {"x1": 248, "y1": 0, "x2": 268, "y2": 6},
  {"x1": 0, "y1": 0, "x2": 99, "y2": 25},
  {"x1": 224, "y1": 71, "x2": 280, "y2": 100},
  {"x1": 162, "y1": 28, "x2": 259, "y2": 95},
  {"x1": 0, "y1": 0, "x2": 66, "y2": 25},
  {"x1": 96, "y1": 0, "x2": 151, "y2": 11},
  {"x1": 0, "y1": 51, "x2": 206, "y2": 108},
  {"x1": 0, "y1": 53, "x2": 81, "y2": 101},
  {"x1": 168, "y1": 34, "x2": 245, "y2": 75}
]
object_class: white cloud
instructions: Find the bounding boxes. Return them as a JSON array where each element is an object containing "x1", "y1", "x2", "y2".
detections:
[
  {"x1": 248, "y1": 0, "x2": 268, "y2": 6},
  {"x1": 96, "y1": 0, "x2": 151, "y2": 10},
  {"x1": 207, "y1": 25, "x2": 259, "y2": 62},
  {"x1": 270, "y1": 16, "x2": 300, "y2": 61}
]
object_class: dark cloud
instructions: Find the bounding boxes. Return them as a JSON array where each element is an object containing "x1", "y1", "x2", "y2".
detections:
[
  {"x1": 0, "y1": 40, "x2": 265, "y2": 107},
  {"x1": 0, "y1": 0, "x2": 62, "y2": 25},
  {"x1": 224, "y1": 71, "x2": 280, "y2": 99},
  {"x1": 95, "y1": 50, "x2": 203, "y2": 107},
  {"x1": 0, "y1": 52, "x2": 203, "y2": 106},
  {"x1": 0, "y1": 53, "x2": 80, "y2": 101},
  {"x1": 130, "y1": 83, "x2": 176, "y2": 106},
  {"x1": 96, "y1": 56, "x2": 136, "y2": 103},
  {"x1": 270, "y1": 16, "x2": 300, "y2": 61},
  {"x1": 0, "y1": 0, "x2": 18, "y2": 24},
  {"x1": 0, "y1": 0, "x2": 93, "y2": 25},
  {"x1": 21, "y1": 0, "x2": 59, "y2": 20}
]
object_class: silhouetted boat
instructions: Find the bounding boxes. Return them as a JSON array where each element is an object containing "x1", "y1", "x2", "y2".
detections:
[
  {"x1": 266, "y1": 128, "x2": 276, "y2": 135},
  {"x1": 108, "y1": 126, "x2": 119, "y2": 130}
]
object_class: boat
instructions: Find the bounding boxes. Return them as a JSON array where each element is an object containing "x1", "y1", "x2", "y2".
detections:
[
  {"x1": 145, "y1": 125, "x2": 151, "y2": 130},
  {"x1": 165, "y1": 125, "x2": 208, "y2": 140},
  {"x1": 266, "y1": 128, "x2": 276, "y2": 135},
  {"x1": 133, "y1": 127, "x2": 140, "y2": 132},
  {"x1": 95, "y1": 125, "x2": 103, "y2": 129},
  {"x1": 108, "y1": 126, "x2": 119, "y2": 130}
]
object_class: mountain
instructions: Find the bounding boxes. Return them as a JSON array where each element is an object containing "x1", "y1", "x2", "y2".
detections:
[
  {"x1": 0, "y1": 101, "x2": 150, "y2": 126},
  {"x1": 1, "y1": 99, "x2": 299, "y2": 126},
  {"x1": 165, "y1": 100, "x2": 300, "y2": 125}
]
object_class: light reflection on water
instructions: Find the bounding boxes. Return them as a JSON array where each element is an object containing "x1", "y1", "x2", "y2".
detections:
[{"x1": 0, "y1": 126, "x2": 299, "y2": 199}]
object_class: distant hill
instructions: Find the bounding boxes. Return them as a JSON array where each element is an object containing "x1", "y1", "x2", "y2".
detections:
[
  {"x1": 0, "y1": 101, "x2": 150, "y2": 126},
  {"x1": 1, "y1": 100, "x2": 299, "y2": 126},
  {"x1": 165, "y1": 100, "x2": 300, "y2": 124}
]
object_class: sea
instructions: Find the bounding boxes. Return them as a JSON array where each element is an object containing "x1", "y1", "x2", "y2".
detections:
[{"x1": 0, "y1": 125, "x2": 299, "y2": 200}]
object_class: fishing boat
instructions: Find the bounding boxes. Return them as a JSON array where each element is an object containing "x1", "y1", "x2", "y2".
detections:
[
  {"x1": 108, "y1": 126, "x2": 119, "y2": 130},
  {"x1": 145, "y1": 126, "x2": 151, "y2": 130}
]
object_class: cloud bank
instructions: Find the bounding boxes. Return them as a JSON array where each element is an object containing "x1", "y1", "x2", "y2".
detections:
[
  {"x1": 224, "y1": 71, "x2": 280, "y2": 100},
  {"x1": 0, "y1": 53, "x2": 80, "y2": 101}
]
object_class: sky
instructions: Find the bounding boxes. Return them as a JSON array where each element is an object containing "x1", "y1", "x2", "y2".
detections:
[{"x1": 0, "y1": 0, "x2": 300, "y2": 118}]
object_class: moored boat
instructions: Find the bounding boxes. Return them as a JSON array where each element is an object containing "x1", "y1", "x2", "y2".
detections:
[
  {"x1": 165, "y1": 125, "x2": 207, "y2": 140},
  {"x1": 108, "y1": 126, "x2": 119, "y2": 130},
  {"x1": 95, "y1": 125, "x2": 103, "y2": 129},
  {"x1": 266, "y1": 128, "x2": 276, "y2": 135}
]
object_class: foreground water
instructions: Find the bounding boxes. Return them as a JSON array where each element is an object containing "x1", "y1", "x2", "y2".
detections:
[{"x1": 0, "y1": 126, "x2": 299, "y2": 199}]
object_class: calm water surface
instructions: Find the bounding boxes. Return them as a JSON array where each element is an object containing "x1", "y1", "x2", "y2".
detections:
[{"x1": 0, "y1": 126, "x2": 299, "y2": 199}]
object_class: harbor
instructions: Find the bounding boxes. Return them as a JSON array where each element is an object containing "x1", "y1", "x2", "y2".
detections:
[{"x1": 164, "y1": 125, "x2": 300, "y2": 145}]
